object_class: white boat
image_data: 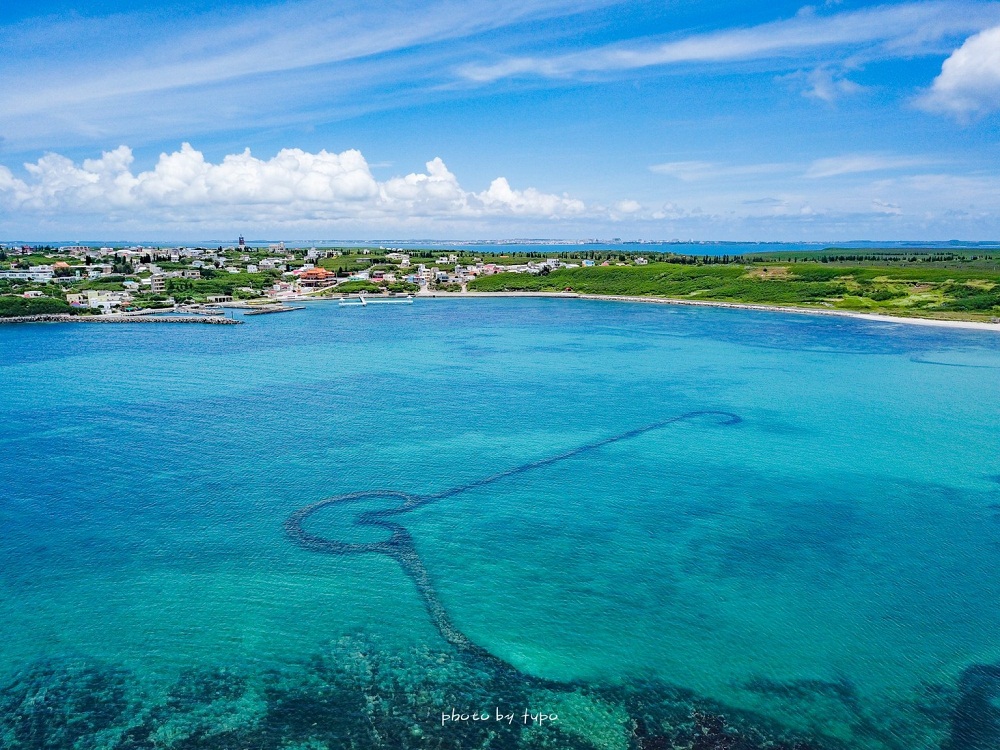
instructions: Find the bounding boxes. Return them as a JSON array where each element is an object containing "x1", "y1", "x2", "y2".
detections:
[{"x1": 338, "y1": 294, "x2": 414, "y2": 307}]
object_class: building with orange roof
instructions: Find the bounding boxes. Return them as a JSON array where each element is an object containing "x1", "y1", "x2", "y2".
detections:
[{"x1": 298, "y1": 267, "x2": 335, "y2": 287}]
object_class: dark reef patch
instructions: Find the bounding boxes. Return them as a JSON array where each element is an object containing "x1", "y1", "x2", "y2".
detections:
[
  {"x1": 944, "y1": 664, "x2": 1000, "y2": 750},
  {"x1": 0, "y1": 638, "x2": 844, "y2": 750},
  {"x1": 0, "y1": 658, "x2": 133, "y2": 750}
]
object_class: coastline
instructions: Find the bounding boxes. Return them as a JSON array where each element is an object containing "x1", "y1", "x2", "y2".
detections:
[
  {"x1": 0, "y1": 314, "x2": 242, "y2": 325},
  {"x1": 408, "y1": 290, "x2": 1000, "y2": 332},
  {"x1": 4, "y1": 293, "x2": 997, "y2": 332}
]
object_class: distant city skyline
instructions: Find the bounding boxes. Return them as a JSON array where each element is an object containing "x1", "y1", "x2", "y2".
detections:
[{"x1": 1, "y1": 0, "x2": 999, "y2": 240}]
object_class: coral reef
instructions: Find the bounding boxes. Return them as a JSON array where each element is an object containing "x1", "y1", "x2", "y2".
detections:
[{"x1": 0, "y1": 636, "x2": 875, "y2": 750}]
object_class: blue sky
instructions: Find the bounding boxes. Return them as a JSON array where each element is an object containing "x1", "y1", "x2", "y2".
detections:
[{"x1": 1, "y1": 0, "x2": 999, "y2": 240}]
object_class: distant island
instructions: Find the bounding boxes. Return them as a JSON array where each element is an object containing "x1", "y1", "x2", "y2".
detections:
[{"x1": 1, "y1": 241, "x2": 998, "y2": 324}]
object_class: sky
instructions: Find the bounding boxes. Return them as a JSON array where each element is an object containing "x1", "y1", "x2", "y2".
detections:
[{"x1": 1, "y1": 0, "x2": 999, "y2": 241}]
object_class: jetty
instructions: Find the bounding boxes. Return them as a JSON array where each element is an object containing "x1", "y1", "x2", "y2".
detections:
[
  {"x1": 338, "y1": 294, "x2": 414, "y2": 307},
  {"x1": 243, "y1": 305, "x2": 305, "y2": 316},
  {"x1": 0, "y1": 314, "x2": 243, "y2": 325}
]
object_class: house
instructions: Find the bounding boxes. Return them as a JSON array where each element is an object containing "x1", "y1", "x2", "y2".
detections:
[
  {"x1": 207, "y1": 295, "x2": 233, "y2": 303},
  {"x1": 182, "y1": 270, "x2": 201, "y2": 279},
  {"x1": 149, "y1": 275, "x2": 167, "y2": 293},
  {"x1": 22, "y1": 290, "x2": 45, "y2": 298},
  {"x1": 246, "y1": 265, "x2": 259, "y2": 273},
  {"x1": 635, "y1": 257, "x2": 649, "y2": 265},
  {"x1": 69, "y1": 290, "x2": 131, "y2": 311}
]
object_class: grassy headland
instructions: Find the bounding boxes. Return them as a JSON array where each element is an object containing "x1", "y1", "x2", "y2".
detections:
[{"x1": 469, "y1": 253, "x2": 1000, "y2": 322}]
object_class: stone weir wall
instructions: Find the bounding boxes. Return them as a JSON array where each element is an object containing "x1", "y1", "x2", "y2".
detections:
[{"x1": 0, "y1": 314, "x2": 243, "y2": 325}]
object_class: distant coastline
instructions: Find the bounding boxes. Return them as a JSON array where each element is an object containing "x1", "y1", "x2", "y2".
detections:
[{"x1": 4, "y1": 243, "x2": 998, "y2": 330}]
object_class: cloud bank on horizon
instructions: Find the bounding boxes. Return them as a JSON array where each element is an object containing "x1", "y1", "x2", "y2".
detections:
[{"x1": 1, "y1": 0, "x2": 998, "y2": 240}]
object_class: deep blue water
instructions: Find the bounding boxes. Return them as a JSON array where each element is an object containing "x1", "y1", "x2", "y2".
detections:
[{"x1": 2, "y1": 299, "x2": 999, "y2": 749}]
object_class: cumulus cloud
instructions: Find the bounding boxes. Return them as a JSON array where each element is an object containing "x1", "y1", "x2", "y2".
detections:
[
  {"x1": 917, "y1": 25, "x2": 1000, "y2": 118},
  {"x1": 0, "y1": 144, "x2": 587, "y2": 225},
  {"x1": 613, "y1": 199, "x2": 643, "y2": 213}
]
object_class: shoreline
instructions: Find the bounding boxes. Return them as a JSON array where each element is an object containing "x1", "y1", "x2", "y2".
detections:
[
  {"x1": 0, "y1": 314, "x2": 242, "y2": 325},
  {"x1": 406, "y1": 290, "x2": 1000, "y2": 332},
  {"x1": 4, "y1": 293, "x2": 998, "y2": 332}
]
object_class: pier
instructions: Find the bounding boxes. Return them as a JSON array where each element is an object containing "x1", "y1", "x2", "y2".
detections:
[{"x1": 243, "y1": 305, "x2": 305, "y2": 316}]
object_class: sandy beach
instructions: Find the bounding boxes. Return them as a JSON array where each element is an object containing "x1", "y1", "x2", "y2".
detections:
[{"x1": 405, "y1": 289, "x2": 1000, "y2": 332}]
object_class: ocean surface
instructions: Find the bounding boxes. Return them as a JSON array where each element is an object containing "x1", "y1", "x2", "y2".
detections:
[
  {"x1": 13, "y1": 239, "x2": 1000, "y2": 255},
  {"x1": 2, "y1": 299, "x2": 999, "y2": 750}
]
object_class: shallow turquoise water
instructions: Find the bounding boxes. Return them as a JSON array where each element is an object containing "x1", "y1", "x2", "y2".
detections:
[{"x1": 2, "y1": 299, "x2": 999, "y2": 749}]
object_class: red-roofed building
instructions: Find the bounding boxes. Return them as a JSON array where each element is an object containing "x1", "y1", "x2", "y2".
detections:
[{"x1": 298, "y1": 267, "x2": 335, "y2": 287}]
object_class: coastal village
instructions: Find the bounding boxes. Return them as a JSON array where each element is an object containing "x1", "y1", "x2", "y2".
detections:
[
  {"x1": 2, "y1": 239, "x2": 998, "y2": 323},
  {"x1": 0, "y1": 237, "x2": 647, "y2": 316}
]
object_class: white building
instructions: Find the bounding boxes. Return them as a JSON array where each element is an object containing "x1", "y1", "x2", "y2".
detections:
[{"x1": 0, "y1": 268, "x2": 54, "y2": 282}]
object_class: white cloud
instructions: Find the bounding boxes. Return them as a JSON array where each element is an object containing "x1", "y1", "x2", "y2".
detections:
[
  {"x1": 613, "y1": 199, "x2": 643, "y2": 213},
  {"x1": 478, "y1": 177, "x2": 586, "y2": 216},
  {"x1": 805, "y1": 154, "x2": 933, "y2": 178},
  {"x1": 459, "y1": 2, "x2": 1000, "y2": 82},
  {"x1": 917, "y1": 24, "x2": 1000, "y2": 117},
  {"x1": 0, "y1": 145, "x2": 587, "y2": 225},
  {"x1": 0, "y1": 0, "x2": 622, "y2": 149},
  {"x1": 649, "y1": 161, "x2": 793, "y2": 181},
  {"x1": 648, "y1": 161, "x2": 717, "y2": 180},
  {"x1": 799, "y1": 67, "x2": 865, "y2": 102},
  {"x1": 872, "y1": 199, "x2": 903, "y2": 215},
  {"x1": 2, "y1": 0, "x2": 613, "y2": 116}
]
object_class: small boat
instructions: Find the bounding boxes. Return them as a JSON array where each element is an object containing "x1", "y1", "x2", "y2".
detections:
[{"x1": 338, "y1": 294, "x2": 414, "y2": 307}]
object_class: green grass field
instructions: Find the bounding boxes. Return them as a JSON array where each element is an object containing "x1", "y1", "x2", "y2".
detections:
[{"x1": 469, "y1": 262, "x2": 1000, "y2": 320}]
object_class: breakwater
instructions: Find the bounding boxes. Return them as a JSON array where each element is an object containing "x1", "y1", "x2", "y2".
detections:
[
  {"x1": 0, "y1": 314, "x2": 242, "y2": 324},
  {"x1": 286, "y1": 410, "x2": 742, "y2": 670}
]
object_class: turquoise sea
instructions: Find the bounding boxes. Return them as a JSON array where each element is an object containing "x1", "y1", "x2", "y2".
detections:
[{"x1": 2, "y1": 298, "x2": 1000, "y2": 750}]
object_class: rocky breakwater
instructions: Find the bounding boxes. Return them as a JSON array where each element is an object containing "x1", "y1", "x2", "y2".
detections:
[{"x1": 0, "y1": 314, "x2": 243, "y2": 324}]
